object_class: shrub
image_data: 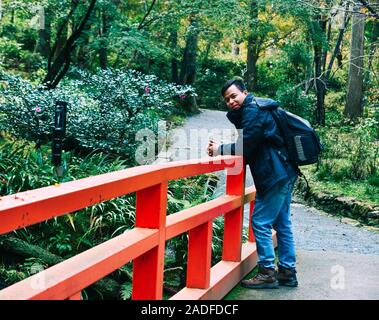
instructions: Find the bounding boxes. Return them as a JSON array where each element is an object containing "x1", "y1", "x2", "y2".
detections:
[
  {"x1": 368, "y1": 175, "x2": 379, "y2": 187},
  {"x1": 0, "y1": 68, "x2": 195, "y2": 162},
  {"x1": 255, "y1": 57, "x2": 287, "y2": 97},
  {"x1": 315, "y1": 117, "x2": 378, "y2": 182},
  {"x1": 276, "y1": 84, "x2": 316, "y2": 121},
  {"x1": 0, "y1": 38, "x2": 22, "y2": 68},
  {"x1": 349, "y1": 118, "x2": 379, "y2": 179},
  {"x1": 0, "y1": 37, "x2": 43, "y2": 72}
]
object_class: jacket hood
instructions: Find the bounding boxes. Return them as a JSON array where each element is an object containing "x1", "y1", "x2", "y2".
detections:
[{"x1": 254, "y1": 97, "x2": 279, "y2": 110}]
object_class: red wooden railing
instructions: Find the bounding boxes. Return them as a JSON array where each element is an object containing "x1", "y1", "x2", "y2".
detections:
[{"x1": 0, "y1": 155, "x2": 276, "y2": 300}]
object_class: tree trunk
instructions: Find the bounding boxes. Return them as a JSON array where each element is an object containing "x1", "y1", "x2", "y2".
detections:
[
  {"x1": 325, "y1": 6, "x2": 350, "y2": 80},
  {"x1": 179, "y1": 16, "x2": 199, "y2": 113},
  {"x1": 246, "y1": 0, "x2": 259, "y2": 91},
  {"x1": 202, "y1": 41, "x2": 212, "y2": 65},
  {"x1": 232, "y1": 39, "x2": 240, "y2": 56},
  {"x1": 312, "y1": 15, "x2": 327, "y2": 126},
  {"x1": 367, "y1": 0, "x2": 379, "y2": 82},
  {"x1": 10, "y1": 9, "x2": 14, "y2": 24},
  {"x1": 170, "y1": 29, "x2": 179, "y2": 84},
  {"x1": 53, "y1": 19, "x2": 68, "y2": 61},
  {"x1": 179, "y1": 16, "x2": 198, "y2": 85},
  {"x1": 35, "y1": 8, "x2": 51, "y2": 58},
  {"x1": 314, "y1": 45, "x2": 326, "y2": 126},
  {"x1": 344, "y1": 5, "x2": 365, "y2": 119},
  {"x1": 43, "y1": 0, "x2": 97, "y2": 89}
]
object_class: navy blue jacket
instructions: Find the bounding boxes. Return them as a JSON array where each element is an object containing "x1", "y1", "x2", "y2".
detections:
[{"x1": 219, "y1": 93, "x2": 298, "y2": 195}]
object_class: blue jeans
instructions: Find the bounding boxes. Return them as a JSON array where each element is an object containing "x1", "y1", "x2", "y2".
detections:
[{"x1": 252, "y1": 175, "x2": 297, "y2": 270}]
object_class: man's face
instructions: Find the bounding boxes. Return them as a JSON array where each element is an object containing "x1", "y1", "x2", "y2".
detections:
[{"x1": 223, "y1": 85, "x2": 248, "y2": 111}]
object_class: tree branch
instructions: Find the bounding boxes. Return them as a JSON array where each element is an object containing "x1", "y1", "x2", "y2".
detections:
[
  {"x1": 138, "y1": 0, "x2": 157, "y2": 30},
  {"x1": 48, "y1": 0, "x2": 79, "y2": 72}
]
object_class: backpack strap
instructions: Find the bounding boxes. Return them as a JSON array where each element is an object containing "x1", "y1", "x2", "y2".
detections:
[{"x1": 253, "y1": 97, "x2": 310, "y2": 195}]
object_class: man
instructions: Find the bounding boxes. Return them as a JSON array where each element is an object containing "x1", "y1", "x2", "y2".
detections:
[{"x1": 207, "y1": 78, "x2": 299, "y2": 289}]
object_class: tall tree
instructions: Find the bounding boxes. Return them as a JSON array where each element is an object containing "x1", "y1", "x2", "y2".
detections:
[
  {"x1": 312, "y1": 12, "x2": 328, "y2": 126},
  {"x1": 179, "y1": 15, "x2": 199, "y2": 86},
  {"x1": 366, "y1": 0, "x2": 379, "y2": 82},
  {"x1": 345, "y1": 4, "x2": 366, "y2": 119},
  {"x1": 170, "y1": 28, "x2": 179, "y2": 83},
  {"x1": 35, "y1": 5, "x2": 51, "y2": 58},
  {"x1": 43, "y1": 0, "x2": 97, "y2": 89},
  {"x1": 246, "y1": 0, "x2": 259, "y2": 91},
  {"x1": 179, "y1": 15, "x2": 199, "y2": 112},
  {"x1": 98, "y1": 8, "x2": 109, "y2": 69},
  {"x1": 325, "y1": 2, "x2": 351, "y2": 80}
]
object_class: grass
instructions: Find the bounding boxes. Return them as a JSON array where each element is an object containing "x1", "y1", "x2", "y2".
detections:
[{"x1": 300, "y1": 165, "x2": 379, "y2": 207}]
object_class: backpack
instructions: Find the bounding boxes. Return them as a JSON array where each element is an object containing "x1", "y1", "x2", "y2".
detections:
[{"x1": 254, "y1": 97, "x2": 323, "y2": 167}]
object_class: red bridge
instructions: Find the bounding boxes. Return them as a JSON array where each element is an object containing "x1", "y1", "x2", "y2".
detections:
[{"x1": 0, "y1": 155, "x2": 277, "y2": 300}]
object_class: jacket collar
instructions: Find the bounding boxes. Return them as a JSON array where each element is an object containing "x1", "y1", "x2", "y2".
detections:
[{"x1": 241, "y1": 93, "x2": 255, "y2": 109}]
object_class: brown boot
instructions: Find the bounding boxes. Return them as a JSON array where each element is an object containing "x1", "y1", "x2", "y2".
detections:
[
  {"x1": 241, "y1": 265, "x2": 279, "y2": 289},
  {"x1": 277, "y1": 266, "x2": 298, "y2": 287}
]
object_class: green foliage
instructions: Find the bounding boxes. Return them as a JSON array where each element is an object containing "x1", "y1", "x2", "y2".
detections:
[
  {"x1": 281, "y1": 41, "x2": 311, "y2": 83},
  {"x1": 0, "y1": 68, "x2": 194, "y2": 160},
  {"x1": 368, "y1": 175, "x2": 379, "y2": 187},
  {"x1": 276, "y1": 85, "x2": 316, "y2": 121},
  {"x1": 48, "y1": 230, "x2": 72, "y2": 256},
  {"x1": 195, "y1": 59, "x2": 245, "y2": 109},
  {"x1": 0, "y1": 137, "x2": 59, "y2": 195},
  {"x1": 120, "y1": 282, "x2": 132, "y2": 300},
  {"x1": 349, "y1": 118, "x2": 379, "y2": 180},
  {"x1": 0, "y1": 257, "x2": 47, "y2": 289},
  {"x1": 316, "y1": 117, "x2": 378, "y2": 183},
  {"x1": 0, "y1": 37, "x2": 43, "y2": 73},
  {"x1": 0, "y1": 266, "x2": 27, "y2": 287},
  {"x1": 256, "y1": 48, "x2": 315, "y2": 121}
]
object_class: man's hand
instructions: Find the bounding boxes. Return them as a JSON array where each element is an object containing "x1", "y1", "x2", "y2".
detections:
[{"x1": 207, "y1": 140, "x2": 220, "y2": 157}]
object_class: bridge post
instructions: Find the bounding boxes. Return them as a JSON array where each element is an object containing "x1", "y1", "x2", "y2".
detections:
[
  {"x1": 222, "y1": 160, "x2": 246, "y2": 261},
  {"x1": 132, "y1": 182, "x2": 168, "y2": 300},
  {"x1": 186, "y1": 221, "x2": 213, "y2": 288}
]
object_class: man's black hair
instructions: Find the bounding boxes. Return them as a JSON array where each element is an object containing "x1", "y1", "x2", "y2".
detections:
[{"x1": 221, "y1": 78, "x2": 247, "y2": 96}]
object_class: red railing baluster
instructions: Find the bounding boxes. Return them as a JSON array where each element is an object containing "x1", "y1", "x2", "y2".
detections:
[
  {"x1": 132, "y1": 182, "x2": 168, "y2": 300},
  {"x1": 186, "y1": 221, "x2": 213, "y2": 289},
  {"x1": 222, "y1": 162, "x2": 246, "y2": 262}
]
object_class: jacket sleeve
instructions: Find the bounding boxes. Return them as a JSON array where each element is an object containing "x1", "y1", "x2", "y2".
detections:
[{"x1": 218, "y1": 107, "x2": 266, "y2": 161}]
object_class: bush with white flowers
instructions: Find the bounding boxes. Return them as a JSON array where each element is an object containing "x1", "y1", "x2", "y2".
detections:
[{"x1": 0, "y1": 69, "x2": 195, "y2": 161}]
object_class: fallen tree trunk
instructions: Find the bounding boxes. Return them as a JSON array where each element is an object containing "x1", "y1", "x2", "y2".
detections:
[{"x1": 0, "y1": 235, "x2": 121, "y2": 299}]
